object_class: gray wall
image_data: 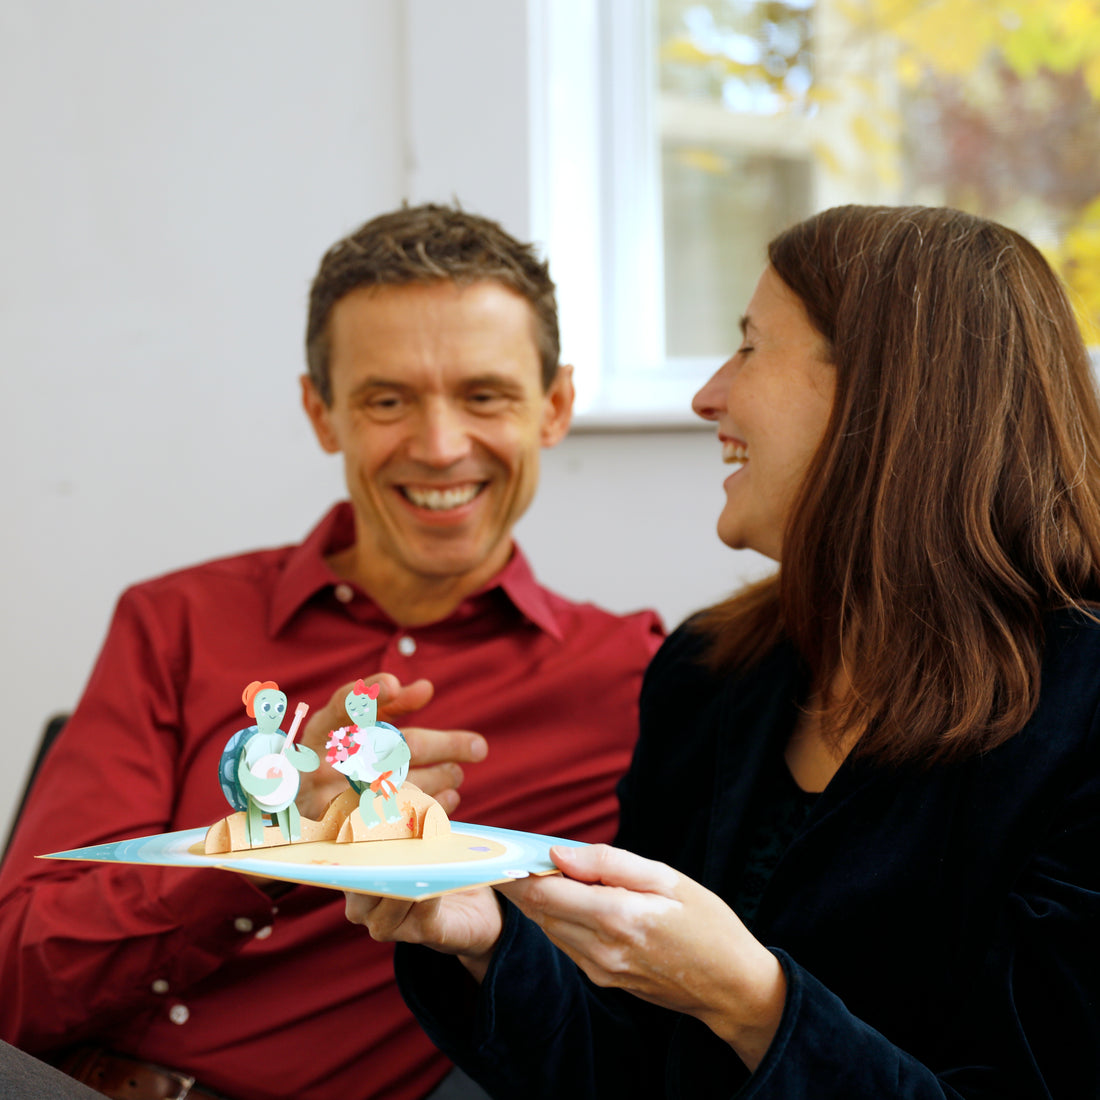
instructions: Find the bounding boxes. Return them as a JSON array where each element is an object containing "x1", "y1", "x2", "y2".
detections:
[{"x1": 1, "y1": 1, "x2": 770, "y2": 839}]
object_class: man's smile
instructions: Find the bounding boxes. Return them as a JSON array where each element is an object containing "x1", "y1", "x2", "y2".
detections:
[{"x1": 398, "y1": 482, "x2": 487, "y2": 511}]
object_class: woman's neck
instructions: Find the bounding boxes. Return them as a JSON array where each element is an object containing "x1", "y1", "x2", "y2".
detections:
[{"x1": 784, "y1": 669, "x2": 860, "y2": 793}]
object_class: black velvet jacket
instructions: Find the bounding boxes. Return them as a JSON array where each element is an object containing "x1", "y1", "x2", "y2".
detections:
[{"x1": 397, "y1": 610, "x2": 1100, "y2": 1098}]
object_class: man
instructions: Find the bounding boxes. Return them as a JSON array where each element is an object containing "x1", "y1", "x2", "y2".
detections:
[{"x1": 0, "y1": 205, "x2": 663, "y2": 1100}]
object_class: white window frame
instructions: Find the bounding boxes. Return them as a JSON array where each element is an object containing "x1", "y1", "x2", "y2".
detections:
[{"x1": 531, "y1": 0, "x2": 718, "y2": 427}]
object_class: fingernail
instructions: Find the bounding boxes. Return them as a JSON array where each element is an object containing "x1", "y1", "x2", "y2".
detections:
[{"x1": 470, "y1": 736, "x2": 488, "y2": 761}]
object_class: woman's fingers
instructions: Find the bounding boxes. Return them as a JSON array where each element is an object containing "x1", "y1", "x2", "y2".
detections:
[{"x1": 550, "y1": 844, "x2": 682, "y2": 896}]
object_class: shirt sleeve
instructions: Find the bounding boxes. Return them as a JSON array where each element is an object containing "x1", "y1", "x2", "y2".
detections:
[{"x1": 0, "y1": 586, "x2": 279, "y2": 1054}]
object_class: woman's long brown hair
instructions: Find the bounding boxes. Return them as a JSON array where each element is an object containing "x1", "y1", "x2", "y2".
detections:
[{"x1": 696, "y1": 205, "x2": 1100, "y2": 765}]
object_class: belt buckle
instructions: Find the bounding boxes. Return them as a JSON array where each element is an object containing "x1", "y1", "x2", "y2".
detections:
[{"x1": 163, "y1": 1069, "x2": 198, "y2": 1100}]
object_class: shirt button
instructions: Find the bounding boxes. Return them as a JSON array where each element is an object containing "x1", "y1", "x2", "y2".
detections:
[
  {"x1": 397, "y1": 635, "x2": 416, "y2": 656},
  {"x1": 151, "y1": 979, "x2": 169, "y2": 995},
  {"x1": 234, "y1": 917, "x2": 254, "y2": 933},
  {"x1": 255, "y1": 925, "x2": 273, "y2": 940},
  {"x1": 334, "y1": 583, "x2": 355, "y2": 604},
  {"x1": 169, "y1": 1004, "x2": 190, "y2": 1025}
]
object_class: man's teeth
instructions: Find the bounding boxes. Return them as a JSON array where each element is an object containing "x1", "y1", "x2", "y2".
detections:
[
  {"x1": 403, "y1": 484, "x2": 482, "y2": 510},
  {"x1": 722, "y1": 441, "x2": 748, "y2": 466}
]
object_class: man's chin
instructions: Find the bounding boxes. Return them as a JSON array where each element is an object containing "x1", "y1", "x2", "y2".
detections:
[{"x1": 398, "y1": 540, "x2": 512, "y2": 586}]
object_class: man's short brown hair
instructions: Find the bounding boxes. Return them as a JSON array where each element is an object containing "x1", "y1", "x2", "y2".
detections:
[{"x1": 306, "y1": 203, "x2": 560, "y2": 404}]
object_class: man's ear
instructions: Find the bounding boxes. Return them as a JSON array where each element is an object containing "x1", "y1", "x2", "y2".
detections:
[
  {"x1": 300, "y1": 375, "x2": 341, "y2": 454},
  {"x1": 540, "y1": 365, "x2": 575, "y2": 448}
]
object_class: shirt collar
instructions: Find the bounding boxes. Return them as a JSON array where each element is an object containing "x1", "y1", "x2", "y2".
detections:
[
  {"x1": 480, "y1": 544, "x2": 564, "y2": 641},
  {"x1": 269, "y1": 501, "x2": 564, "y2": 641},
  {"x1": 268, "y1": 502, "x2": 355, "y2": 636}
]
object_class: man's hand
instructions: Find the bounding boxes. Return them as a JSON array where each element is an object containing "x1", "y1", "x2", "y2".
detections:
[
  {"x1": 345, "y1": 887, "x2": 503, "y2": 983},
  {"x1": 295, "y1": 674, "x2": 487, "y2": 819},
  {"x1": 401, "y1": 723, "x2": 487, "y2": 814}
]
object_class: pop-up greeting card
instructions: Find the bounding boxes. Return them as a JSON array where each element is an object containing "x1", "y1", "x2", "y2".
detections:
[
  {"x1": 41, "y1": 678, "x2": 568, "y2": 900},
  {"x1": 203, "y1": 679, "x2": 449, "y2": 854}
]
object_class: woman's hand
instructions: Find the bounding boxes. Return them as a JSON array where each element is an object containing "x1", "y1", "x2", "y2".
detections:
[
  {"x1": 344, "y1": 887, "x2": 504, "y2": 982},
  {"x1": 498, "y1": 845, "x2": 787, "y2": 1071}
]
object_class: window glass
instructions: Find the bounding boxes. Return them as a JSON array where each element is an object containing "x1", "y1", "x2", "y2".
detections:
[{"x1": 656, "y1": 0, "x2": 1100, "y2": 357}]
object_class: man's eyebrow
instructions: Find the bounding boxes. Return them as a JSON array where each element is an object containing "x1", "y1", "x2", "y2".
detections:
[
  {"x1": 461, "y1": 373, "x2": 525, "y2": 391},
  {"x1": 345, "y1": 373, "x2": 528, "y2": 399},
  {"x1": 346, "y1": 376, "x2": 412, "y2": 399},
  {"x1": 739, "y1": 314, "x2": 753, "y2": 337}
]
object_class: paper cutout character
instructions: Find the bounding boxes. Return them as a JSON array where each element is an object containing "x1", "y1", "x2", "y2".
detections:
[
  {"x1": 327, "y1": 680, "x2": 411, "y2": 829},
  {"x1": 218, "y1": 681, "x2": 319, "y2": 846}
]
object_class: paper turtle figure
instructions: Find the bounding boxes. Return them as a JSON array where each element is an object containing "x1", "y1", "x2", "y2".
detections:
[
  {"x1": 218, "y1": 680, "x2": 319, "y2": 846},
  {"x1": 327, "y1": 679, "x2": 411, "y2": 828}
]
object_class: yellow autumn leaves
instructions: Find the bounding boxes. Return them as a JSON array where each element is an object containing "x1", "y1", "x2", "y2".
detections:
[{"x1": 659, "y1": 0, "x2": 1100, "y2": 340}]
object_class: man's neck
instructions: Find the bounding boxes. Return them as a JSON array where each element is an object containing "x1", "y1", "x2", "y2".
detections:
[{"x1": 326, "y1": 543, "x2": 511, "y2": 628}]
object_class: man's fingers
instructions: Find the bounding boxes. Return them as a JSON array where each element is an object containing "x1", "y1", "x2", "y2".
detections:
[
  {"x1": 402, "y1": 726, "x2": 488, "y2": 767},
  {"x1": 299, "y1": 675, "x2": 435, "y2": 753},
  {"x1": 378, "y1": 677, "x2": 434, "y2": 718},
  {"x1": 407, "y1": 764, "x2": 464, "y2": 811}
]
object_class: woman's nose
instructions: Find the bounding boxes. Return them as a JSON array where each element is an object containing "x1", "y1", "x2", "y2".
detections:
[{"x1": 691, "y1": 359, "x2": 733, "y2": 422}]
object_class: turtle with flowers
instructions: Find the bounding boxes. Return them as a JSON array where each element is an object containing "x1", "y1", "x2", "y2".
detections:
[{"x1": 326, "y1": 679, "x2": 412, "y2": 827}]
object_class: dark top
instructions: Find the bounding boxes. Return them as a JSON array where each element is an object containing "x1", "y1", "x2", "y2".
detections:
[
  {"x1": 397, "y1": 609, "x2": 1100, "y2": 1099},
  {"x1": 731, "y1": 754, "x2": 817, "y2": 929}
]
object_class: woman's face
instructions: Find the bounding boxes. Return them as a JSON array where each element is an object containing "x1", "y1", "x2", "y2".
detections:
[{"x1": 692, "y1": 266, "x2": 835, "y2": 562}]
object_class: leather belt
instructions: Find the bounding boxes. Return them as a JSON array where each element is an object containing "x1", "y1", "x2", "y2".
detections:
[{"x1": 59, "y1": 1048, "x2": 228, "y2": 1100}]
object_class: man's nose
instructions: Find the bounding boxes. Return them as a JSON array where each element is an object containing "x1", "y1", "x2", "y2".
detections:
[
  {"x1": 408, "y1": 399, "x2": 472, "y2": 466},
  {"x1": 691, "y1": 358, "x2": 733, "y2": 422}
]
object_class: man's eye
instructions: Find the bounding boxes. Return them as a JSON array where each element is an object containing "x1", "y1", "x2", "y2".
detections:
[
  {"x1": 365, "y1": 394, "x2": 404, "y2": 415},
  {"x1": 468, "y1": 391, "x2": 505, "y2": 408}
]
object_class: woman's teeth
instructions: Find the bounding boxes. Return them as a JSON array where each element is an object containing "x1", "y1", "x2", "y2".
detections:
[
  {"x1": 722, "y1": 441, "x2": 748, "y2": 466},
  {"x1": 402, "y1": 484, "x2": 482, "y2": 510}
]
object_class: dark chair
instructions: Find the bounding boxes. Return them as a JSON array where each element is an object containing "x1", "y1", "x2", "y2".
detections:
[
  {"x1": 2, "y1": 713, "x2": 69, "y2": 858},
  {"x1": 0, "y1": 1040, "x2": 103, "y2": 1100}
]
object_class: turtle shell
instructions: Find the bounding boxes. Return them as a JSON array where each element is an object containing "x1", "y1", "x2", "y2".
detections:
[{"x1": 218, "y1": 725, "x2": 260, "y2": 812}]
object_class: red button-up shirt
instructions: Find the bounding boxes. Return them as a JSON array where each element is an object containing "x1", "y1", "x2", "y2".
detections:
[{"x1": 0, "y1": 503, "x2": 663, "y2": 1100}]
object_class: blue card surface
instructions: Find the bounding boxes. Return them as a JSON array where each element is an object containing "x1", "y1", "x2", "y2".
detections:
[{"x1": 42, "y1": 821, "x2": 578, "y2": 901}]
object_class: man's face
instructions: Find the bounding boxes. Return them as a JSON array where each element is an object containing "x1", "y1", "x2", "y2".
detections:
[{"x1": 303, "y1": 280, "x2": 573, "y2": 603}]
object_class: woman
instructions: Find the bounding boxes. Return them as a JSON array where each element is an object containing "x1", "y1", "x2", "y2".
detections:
[{"x1": 346, "y1": 206, "x2": 1100, "y2": 1098}]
